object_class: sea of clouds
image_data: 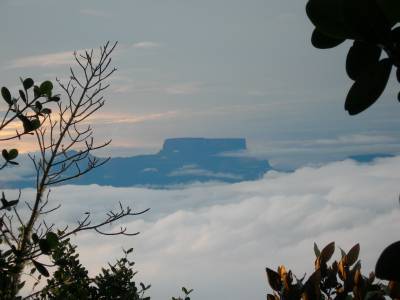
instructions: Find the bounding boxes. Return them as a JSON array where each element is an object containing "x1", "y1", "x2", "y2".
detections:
[{"x1": 10, "y1": 156, "x2": 400, "y2": 299}]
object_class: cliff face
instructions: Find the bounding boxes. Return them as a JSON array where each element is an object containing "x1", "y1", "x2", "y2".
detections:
[
  {"x1": 2, "y1": 138, "x2": 271, "y2": 188},
  {"x1": 160, "y1": 138, "x2": 247, "y2": 156}
]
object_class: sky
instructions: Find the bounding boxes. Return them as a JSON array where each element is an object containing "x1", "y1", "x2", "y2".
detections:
[
  {"x1": 1, "y1": 1, "x2": 400, "y2": 299},
  {"x1": 1, "y1": 0, "x2": 400, "y2": 166}
]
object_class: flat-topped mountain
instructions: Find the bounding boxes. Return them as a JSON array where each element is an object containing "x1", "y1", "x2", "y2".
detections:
[
  {"x1": 161, "y1": 138, "x2": 247, "y2": 156},
  {"x1": 1, "y1": 138, "x2": 271, "y2": 188}
]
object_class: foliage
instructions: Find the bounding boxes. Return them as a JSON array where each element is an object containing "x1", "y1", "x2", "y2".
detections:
[
  {"x1": 266, "y1": 241, "x2": 400, "y2": 300},
  {"x1": 306, "y1": 0, "x2": 400, "y2": 115},
  {"x1": 172, "y1": 287, "x2": 194, "y2": 300},
  {"x1": 0, "y1": 42, "x2": 150, "y2": 299},
  {"x1": 35, "y1": 239, "x2": 150, "y2": 300}
]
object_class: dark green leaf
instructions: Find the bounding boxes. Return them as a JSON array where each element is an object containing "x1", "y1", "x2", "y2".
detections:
[
  {"x1": 375, "y1": 241, "x2": 400, "y2": 281},
  {"x1": 20, "y1": 117, "x2": 41, "y2": 133},
  {"x1": 41, "y1": 108, "x2": 52, "y2": 114},
  {"x1": 39, "y1": 81, "x2": 53, "y2": 97},
  {"x1": 31, "y1": 233, "x2": 39, "y2": 243},
  {"x1": 345, "y1": 243, "x2": 360, "y2": 266},
  {"x1": 32, "y1": 260, "x2": 50, "y2": 277},
  {"x1": 1, "y1": 87, "x2": 12, "y2": 105},
  {"x1": 19, "y1": 90, "x2": 27, "y2": 103},
  {"x1": 2, "y1": 149, "x2": 9, "y2": 160},
  {"x1": 17, "y1": 281, "x2": 25, "y2": 289},
  {"x1": 306, "y1": 0, "x2": 358, "y2": 39},
  {"x1": 23, "y1": 78, "x2": 34, "y2": 90},
  {"x1": 314, "y1": 242, "x2": 321, "y2": 257},
  {"x1": 33, "y1": 86, "x2": 41, "y2": 98},
  {"x1": 320, "y1": 242, "x2": 335, "y2": 263},
  {"x1": 50, "y1": 95, "x2": 60, "y2": 102},
  {"x1": 266, "y1": 268, "x2": 281, "y2": 291},
  {"x1": 126, "y1": 248, "x2": 133, "y2": 254},
  {"x1": 35, "y1": 101, "x2": 42, "y2": 111},
  {"x1": 345, "y1": 58, "x2": 392, "y2": 115},
  {"x1": 8, "y1": 149, "x2": 18, "y2": 160},
  {"x1": 311, "y1": 28, "x2": 345, "y2": 49},
  {"x1": 343, "y1": 0, "x2": 392, "y2": 43},
  {"x1": 39, "y1": 239, "x2": 52, "y2": 255},
  {"x1": 46, "y1": 232, "x2": 59, "y2": 249},
  {"x1": 30, "y1": 118, "x2": 41, "y2": 131},
  {"x1": 346, "y1": 42, "x2": 382, "y2": 80}
]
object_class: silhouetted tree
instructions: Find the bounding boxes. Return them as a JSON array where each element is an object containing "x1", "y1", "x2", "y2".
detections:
[{"x1": 0, "y1": 42, "x2": 150, "y2": 299}]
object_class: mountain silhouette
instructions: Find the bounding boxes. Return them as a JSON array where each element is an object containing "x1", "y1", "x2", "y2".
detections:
[{"x1": 2, "y1": 138, "x2": 271, "y2": 188}]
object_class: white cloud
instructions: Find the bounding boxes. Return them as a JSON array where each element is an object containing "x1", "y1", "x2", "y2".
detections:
[
  {"x1": 5, "y1": 46, "x2": 108, "y2": 69},
  {"x1": 11, "y1": 156, "x2": 400, "y2": 299},
  {"x1": 7, "y1": 51, "x2": 75, "y2": 69},
  {"x1": 132, "y1": 42, "x2": 161, "y2": 49}
]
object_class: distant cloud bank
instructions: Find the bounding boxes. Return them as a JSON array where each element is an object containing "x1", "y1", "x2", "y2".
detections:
[{"x1": 12, "y1": 156, "x2": 400, "y2": 299}]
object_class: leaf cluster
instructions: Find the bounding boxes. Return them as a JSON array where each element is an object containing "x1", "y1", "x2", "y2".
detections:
[
  {"x1": 266, "y1": 241, "x2": 400, "y2": 300},
  {"x1": 36, "y1": 239, "x2": 150, "y2": 300},
  {"x1": 0, "y1": 78, "x2": 59, "y2": 173},
  {"x1": 306, "y1": 0, "x2": 400, "y2": 115},
  {"x1": 172, "y1": 287, "x2": 194, "y2": 300}
]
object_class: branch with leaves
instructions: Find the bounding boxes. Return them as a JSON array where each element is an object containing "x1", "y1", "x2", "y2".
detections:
[
  {"x1": 306, "y1": 0, "x2": 400, "y2": 115},
  {"x1": 0, "y1": 42, "x2": 150, "y2": 299}
]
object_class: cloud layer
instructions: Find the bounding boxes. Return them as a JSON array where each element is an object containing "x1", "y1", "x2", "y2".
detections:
[{"x1": 12, "y1": 156, "x2": 400, "y2": 299}]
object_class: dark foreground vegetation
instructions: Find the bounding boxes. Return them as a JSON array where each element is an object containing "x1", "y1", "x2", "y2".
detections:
[{"x1": 265, "y1": 0, "x2": 400, "y2": 298}]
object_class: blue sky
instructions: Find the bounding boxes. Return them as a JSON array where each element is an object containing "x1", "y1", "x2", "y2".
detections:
[{"x1": 2, "y1": 0, "x2": 400, "y2": 167}]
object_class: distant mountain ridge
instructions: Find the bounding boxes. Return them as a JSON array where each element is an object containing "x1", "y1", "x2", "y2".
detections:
[{"x1": 2, "y1": 138, "x2": 271, "y2": 189}]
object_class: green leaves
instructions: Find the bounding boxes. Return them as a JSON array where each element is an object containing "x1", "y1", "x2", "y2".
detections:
[
  {"x1": 345, "y1": 243, "x2": 360, "y2": 266},
  {"x1": 32, "y1": 260, "x2": 50, "y2": 277},
  {"x1": 319, "y1": 241, "x2": 335, "y2": 263},
  {"x1": 345, "y1": 58, "x2": 392, "y2": 115},
  {"x1": 311, "y1": 29, "x2": 345, "y2": 49},
  {"x1": 17, "y1": 114, "x2": 41, "y2": 133},
  {"x1": 346, "y1": 41, "x2": 382, "y2": 80},
  {"x1": 306, "y1": 0, "x2": 354, "y2": 39},
  {"x1": 266, "y1": 268, "x2": 282, "y2": 292},
  {"x1": 375, "y1": 241, "x2": 400, "y2": 281},
  {"x1": 313, "y1": 242, "x2": 320, "y2": 257},
  {"x1": 1, "y1": 87, "x2": 12, "y2": 105},
  {"x1": 38, "y1": 232, "x2": 59, "y2": 255},
  {"x1": 2, "y1": 149, "x2": 18, "y2": 161},
  {"x1": 46, "y1": 232, "x2": 59, "y2": 249},
  {"x1": 182, "y1": 287, "x2": 193, "y2": 295},
  {"x1": 39, "y1": 239, "x2": 52, "y2": 255},
  {"x1": 40, "y1": 80, "x2": 53, "y2": 97},
  {"x1": 306, "y1": 0, "x2": 400, "y2": 115},
  {"x1": 31, "y1": 233, "x2": 39, "y2": 244},
  {"x1": 22, "y1": 78, "x2": 34, "y2": 90}
]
